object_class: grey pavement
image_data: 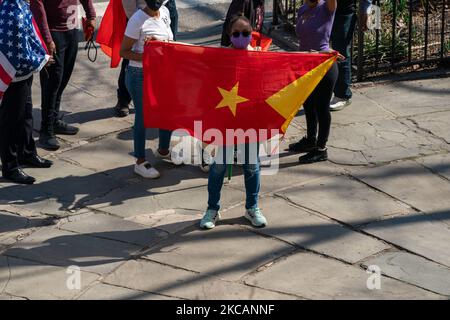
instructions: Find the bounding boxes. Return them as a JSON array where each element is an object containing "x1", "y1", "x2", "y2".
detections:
[{"x1": 0, "y1": 1, "x2": 450, "y2": 300}]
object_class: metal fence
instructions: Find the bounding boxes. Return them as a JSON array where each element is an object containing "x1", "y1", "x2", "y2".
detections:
[{"x1": 272, "y1": 0, "x2": 450, "y2": 80}]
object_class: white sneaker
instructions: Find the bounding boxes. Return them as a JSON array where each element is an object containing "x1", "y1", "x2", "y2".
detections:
[
  {"x1": 156, "y1": 148, "x2": 184, "y2": 166},
  {"x1": 134, "y1": 161, "x2": 160, "y2": 179},
  {"x1": 155, "y1": 148, "x2": 171, "y2": 159},
  {"x1": 330, "y1": 97, "x2": 351, "y2": 111}
]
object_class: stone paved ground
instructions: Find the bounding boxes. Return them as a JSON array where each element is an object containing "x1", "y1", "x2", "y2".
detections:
[{"x1": 1, "y1": 1, "x2": 450, "y2": 300}]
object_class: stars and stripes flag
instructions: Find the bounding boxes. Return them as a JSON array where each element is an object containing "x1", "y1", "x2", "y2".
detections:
[{"x1": 0, "y1": 0, "x2": 49, "y2": 102}]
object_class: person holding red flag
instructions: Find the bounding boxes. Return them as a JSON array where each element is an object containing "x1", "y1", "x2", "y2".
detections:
[
  {"x1": 289, "y1": 0, "x2": 340, "y2": 164},
  {"x1": 120, "y1": 0, "x2": 174, "y2": 179},
  {"x1": 114, "y1": 0, "x2": 178, "y2": 118},
  {"x1": 200, "y1": 15, "x2": 268, "y2": 230}
]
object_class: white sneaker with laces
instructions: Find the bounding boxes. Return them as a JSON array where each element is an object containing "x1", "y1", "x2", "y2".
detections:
[
  {"x1": 330, "y1": 97, "x2": 351, "y2": 111},
  {"x1": 134, "y1": 161, "x2": 160, "y2": 179}
]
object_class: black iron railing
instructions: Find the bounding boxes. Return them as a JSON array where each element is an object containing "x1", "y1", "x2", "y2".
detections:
[{"x1": 272, "y1": 0, "x2": 450, "y2": 80}]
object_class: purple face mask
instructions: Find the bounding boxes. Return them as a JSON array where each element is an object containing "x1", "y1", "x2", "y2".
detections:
[{"x1": 231, "y1": 33, "x2": 252, "y2": 49}]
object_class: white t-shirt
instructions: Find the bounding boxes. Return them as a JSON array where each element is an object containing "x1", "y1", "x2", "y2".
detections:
[{"x1": 125, "y1": 6, "x2": 173, "y2": 68}]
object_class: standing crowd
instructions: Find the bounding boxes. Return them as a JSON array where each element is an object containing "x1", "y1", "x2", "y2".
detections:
[{"x1": 1, "y1": 0, "x2": 372, "y2": 230}]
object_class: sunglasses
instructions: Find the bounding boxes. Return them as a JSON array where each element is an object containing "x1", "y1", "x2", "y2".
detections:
[{"x1": 231, "y1": 31, "x2": 252, "y2": 38}]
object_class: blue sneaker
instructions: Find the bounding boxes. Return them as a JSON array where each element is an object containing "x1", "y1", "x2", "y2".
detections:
[
  {"x1": 245, "y1": 208, "x2": 267, "y2": 227},
  {"x1": 200, "y1": 209, "x2": 220, "y2": 229}
]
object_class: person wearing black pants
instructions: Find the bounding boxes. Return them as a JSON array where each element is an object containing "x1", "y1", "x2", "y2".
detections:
[
  {"x1": 31, "y1": 0, "x2": 96, "y2": 150},
  {"x1": 296, "y1": 64, "x2": 338, "y2": 162},
  {"x1": 289, "y1": 0, "x2": 340, "y2": 163},
  {"x1": 0, "y1": 77, "x2": 53, "y2": 185},
  {"x1": 38, "y1": 29, "x2": 80, "y2": 149}
]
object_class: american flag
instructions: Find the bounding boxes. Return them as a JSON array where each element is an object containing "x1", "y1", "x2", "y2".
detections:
[{"x1": 0, "y1": 0, "x2": 49, "y2": 102}]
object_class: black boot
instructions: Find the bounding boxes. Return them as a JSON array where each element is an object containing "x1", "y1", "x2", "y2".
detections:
[
  {"x1": 54, "y1": 120, "x2": 79, "y2": 135},
  {"x1": 19, "y1": 155, "x2": 53, "y2": 168},
  {"x1": 288, "y1": 136, "x2": 317, "y2": 153},
  {"x1": 114, "y1": 101, "x2": 130, "y2": 118},
  {"x1": 299, "y1": 148, "x2": 328, "y2": 164},
  {"x1": 3, "y1": 168, "x2": 36, "y2": 185},
  {"x1": 39, "y1": 133, "x2": 60, "y2": 151}
]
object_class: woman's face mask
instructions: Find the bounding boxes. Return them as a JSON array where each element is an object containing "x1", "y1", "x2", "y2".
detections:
[
  {"x1": 230, "y1": 30, "x2": 252, "y2": 49},
  {"x1": 145, "y1": 0, "x2": 164, "y2": 11}
]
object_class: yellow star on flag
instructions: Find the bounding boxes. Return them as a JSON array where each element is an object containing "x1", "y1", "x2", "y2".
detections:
[{"x1": 215, "y1": 82, "x2": 249, "y2": 117}]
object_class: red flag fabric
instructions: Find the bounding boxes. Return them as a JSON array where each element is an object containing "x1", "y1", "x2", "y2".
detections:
[
  {"x1": 96, "y1": 0, "x2": 127, "y2": 68},
  {"x1": 143, "y1": 41, "x2": 336, "y2": 145},
  {"x1": 250, "y1": 32, "x2": 272, "y2": 51}
]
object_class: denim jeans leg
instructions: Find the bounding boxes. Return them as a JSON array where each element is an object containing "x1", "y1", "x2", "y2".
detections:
[
  {"x1": 243, "y1": 144, "x2": 260, "y2": 210},
  {"x1": 243, "y1": 163, "x2": 260, "y2": 210},
  {"x1": 125, "y1": 67, "x2": 146, "y2": 159},
  {"x1": 207, "y1": 161, "x2": 227, "y2": 211},
  {"x1": 158, "y1": 129, "x2": 172, "y2": 150},
  {"x1": 331, "y1": 13, "x2": 356, "y2": 100}
]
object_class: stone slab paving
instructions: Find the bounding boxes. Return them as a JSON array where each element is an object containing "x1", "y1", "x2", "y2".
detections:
[
  {"x1": 361, "y1": 78, "x2": 450, "y2": 117},
  {"x1": 0, "y1": 159, "x2": 126, "y2": 216},
  {"x1": 352, "y1": 160, "x2": 450, "y2": 213},
  {"x1": 362, "y1": 251, "x2": 450, "y2": 296},
  {"x1": 0, "y1": 211, "x2": 54, "y2": 250},
  {"x1": 244, "y1": 252, "x2": 443, "y2": 299},
  {"x1": 0, "y1": 3, "x2": 449, "y2": 299},
  {"x1": 141, "y1": 225, "x2": 295, "y2": 281},
  {"x1": 362, "y1": 212, "x2": 450, "y2": 268},
  {"x1": 222, "y1": 197, "x2": 390, "y2": 264},
  {"x1": 329, "y1": 91, "x2": 396, "y2": 125},
  {"x1": 408, "y1": 110, "x2": 450, "y2": 144},
  {"x1": 58, "y1": 212, "x2": 169, "y2": 247},
  {"x1": 77, "y1": 283, "x2": 176, "y2": 300},
  {"x1": 103, "y1": 259, "x2": 300, "y2": 300},
  {"x1": 418, "y1": 153, "x2": 450, "y2": 181},
  {"x1": 277, "y1": 175, "x2": 410, "y2": 226},
  {"x1": 4, "y1": 227, "x2": 140, "y2": 275},
  {"x1": 86, "y1": 183, "x2": 244, "y2": 218},
  {"x1": 328, "y1": 119, "x2": 448, "y2": 165},
  {"x1": 0, "y1": 256, "x2": 99, "y2": 300},
  {"x1": 124, "y1": 209, "x2": 203, "y2": 235},
  {"x1": 228, "y1": 153, "x2": 343, "y2": 195}
]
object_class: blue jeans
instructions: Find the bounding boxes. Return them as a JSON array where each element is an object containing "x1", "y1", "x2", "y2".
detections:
[
  {"x1": 208, "y1": 144, "x2": 260, "y2": 211},
  {"x1": 331, "y1": 13, "x2": 357, "y2": 100},
  {"x1": 125, "y1": 66, "x2": 172, "y2": 159}
]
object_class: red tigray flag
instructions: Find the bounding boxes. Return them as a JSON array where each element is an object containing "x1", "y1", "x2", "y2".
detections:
[{"x1": 143, "y1": 41, "x2": 337, "y2": 145}]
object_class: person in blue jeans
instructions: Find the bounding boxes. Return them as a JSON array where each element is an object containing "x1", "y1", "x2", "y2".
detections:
[
  {"x1": 329, "y1": 0, "x2": 371, "y2": 111},
  {"x1": 200, "y1": 16, "x2": 268, "y2": 230},
  {"x1": 115, "y1": 0, "x2": 178, "y2": 117},
  {"x1": 120, "y1": 0, "x2": 174, "y2": 179}
]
